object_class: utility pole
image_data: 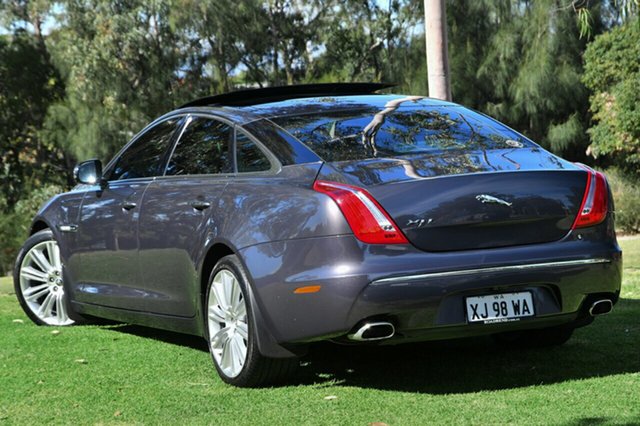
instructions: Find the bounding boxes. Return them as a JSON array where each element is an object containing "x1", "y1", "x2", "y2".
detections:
[{"x1": 424, "y1": 0, "x2": 452, "y2": 101}]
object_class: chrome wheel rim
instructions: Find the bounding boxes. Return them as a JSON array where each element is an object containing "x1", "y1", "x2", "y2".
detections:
[
  {"x1": 19, "y1": 240, "x2": 73, "y2": 326},
  {"x1": 207, "y1": 269, "x2": 249, "y2": 378}
]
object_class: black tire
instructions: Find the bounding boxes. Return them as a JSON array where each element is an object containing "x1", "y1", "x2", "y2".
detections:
[
  {"x1": 493, "y1": 325, "x2": 574, "y2": 348},
  {"x1": 13, "y1": 229, "x2": 86, "y2": 326},
  {"x1": 204, "y1": 255, "x2": 298, "y2": 387}
]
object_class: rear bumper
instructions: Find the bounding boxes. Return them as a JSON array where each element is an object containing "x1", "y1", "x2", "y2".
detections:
[{"x1": 239, "y1": 229, "x2": 622, "y2": 345}]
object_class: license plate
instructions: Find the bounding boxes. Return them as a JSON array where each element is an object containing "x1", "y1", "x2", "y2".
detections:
[{"x1": 465, "y1": 291, "x2": 534, "y2": 324}]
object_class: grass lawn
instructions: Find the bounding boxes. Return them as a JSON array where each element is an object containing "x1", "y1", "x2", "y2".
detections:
[{"x1": 1, "y1": 239, "x2": 638, "y2": 425}]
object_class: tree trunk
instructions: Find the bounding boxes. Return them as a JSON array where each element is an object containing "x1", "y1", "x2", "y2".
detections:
[
  {"x1": 424, "y1": 0, "x2": 452, "y2": 101},
  {"x1": 268, "y1": 2, "x2": 281, "y2": 86},
  {"x1": 212, "y1": 35, "x2": 231, "y2": 93},
  {"x1": 283, "y1": 46, "x2": 294, "y2": 84}
]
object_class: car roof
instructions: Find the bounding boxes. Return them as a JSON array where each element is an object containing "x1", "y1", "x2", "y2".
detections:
[
  {"x1": 171, "y1": 83, "x2": 459, "y2": 125},
  {"x1": 179, "y1": 83, "x2": 394, "y2": 108},
  {"x1": 238, "y1": 94, "x2": 458, "y2": 119}
]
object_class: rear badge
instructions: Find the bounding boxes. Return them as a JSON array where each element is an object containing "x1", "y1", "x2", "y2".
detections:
[
  {"x1": 406, "y1": 218, "x2": 433, "y2": 228},
  {"x1": 475, "y1": 194, "x2": 512, "y2": 207}
]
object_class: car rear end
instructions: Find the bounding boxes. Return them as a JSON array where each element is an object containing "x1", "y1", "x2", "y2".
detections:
[
  {"x1": 241, "y1": 96, "x2": 622, "y2": 346},
  {"x1": 307, "y1": 168, "x2": 618, "y2": 344}
]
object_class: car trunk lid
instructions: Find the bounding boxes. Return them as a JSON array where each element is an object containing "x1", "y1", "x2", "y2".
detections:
[{"x1": 319, "y1": 150, "x2": 588, "y2": 251}]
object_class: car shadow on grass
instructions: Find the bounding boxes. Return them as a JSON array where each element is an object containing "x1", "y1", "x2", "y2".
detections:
[
  {"x1": 105, "y1": 324, "x2": 209, "y2": 352},
  {"x1": 102, "y1": 297, "x2": 640, "y2": 394},
  {"x1": 296, "y1": 297, "x2": 640, "y2": 393}
]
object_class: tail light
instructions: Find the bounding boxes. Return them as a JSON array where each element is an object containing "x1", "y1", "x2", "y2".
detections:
[
  {"x1": 572, "y1": 166, "x2": 609, "y2": 229},
  {"x1": 313, "y1": 180, "x2": 408, "y2": 244}
]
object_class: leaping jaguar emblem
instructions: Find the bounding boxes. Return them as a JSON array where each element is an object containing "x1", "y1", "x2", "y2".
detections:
[{"x1": 475, "y1": 194, "x2": 512, "y2": 207}]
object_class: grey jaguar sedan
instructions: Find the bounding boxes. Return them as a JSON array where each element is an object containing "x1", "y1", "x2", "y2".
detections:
[{"x1": 14, "y1": 83, "x2": 622, "y2": 387}]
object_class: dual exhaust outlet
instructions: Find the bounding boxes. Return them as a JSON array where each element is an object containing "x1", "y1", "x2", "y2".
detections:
[
  {"x1": 348, "y1": 321, "x2": 395, "y2": 341},
  {"x1": 589, "y1": 299, "x2": 613, "y2": 316},
  {"x1": 348, "y1": 299, "x2": 613, "y2": 342}
]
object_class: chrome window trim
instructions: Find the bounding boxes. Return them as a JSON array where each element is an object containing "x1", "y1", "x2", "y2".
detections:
[
  {"x1": 104, "y1": 114, "x2": 188, "y2": 181},
  {"x1": 371, "y1": 258, "x2": 612, "y2": 286},
  {"x1": 160, "y1": 113, "x2": 282, "y2": 178}
]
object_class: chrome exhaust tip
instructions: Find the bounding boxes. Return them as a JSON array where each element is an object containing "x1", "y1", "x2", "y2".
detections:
[
  {"x1": 348, "y1": 322, "x2": 395, "y2": 341},
  {"x1": 589, "y1": 299, "x2": 613, "y2": 316}
]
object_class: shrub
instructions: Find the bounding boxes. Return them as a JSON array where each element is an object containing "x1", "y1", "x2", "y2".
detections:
[
  {"x1": 0, "y1": 185, "x2": 64, "y2": 275},
  {"x1": 605, "y1": 168, "x2": 640, "y2": 234}
]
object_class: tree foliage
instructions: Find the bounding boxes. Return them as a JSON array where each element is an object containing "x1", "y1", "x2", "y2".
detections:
[
  {"x1": 0, "y1": 31, "x2": 65, "y2": 207},
  {"x1": 583, "y1": 19, "x2": 640, "y2": 176},
  {"x1": 41, "y1": 0, "x2": 194, "y2": 162},
  {"x1": 1, "y1": 0, "x2": 640, "y2": 273},
  {"x1": 446, "y1": 0, "x2": 600, "y2": 161}
]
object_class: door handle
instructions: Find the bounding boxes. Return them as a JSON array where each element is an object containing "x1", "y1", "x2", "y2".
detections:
[
  {"x1": 190, "y1": 200, "x2": 211, "y2": 211},
  {"x1": 122, "y1": 201, "x2": 137, "y2": 210}
]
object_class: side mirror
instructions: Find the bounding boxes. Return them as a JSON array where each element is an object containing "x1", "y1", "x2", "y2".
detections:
[{"x1": 74, "y1": 159, "x2": 104, "y2": 185}]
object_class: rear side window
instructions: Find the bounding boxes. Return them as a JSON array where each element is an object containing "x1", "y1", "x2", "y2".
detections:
[
  {"x1": 241, "y1": 119, "x2": 319, "y2": 165},
  {"x1": 110, "y1": 117, "x2": 182, "y2": 180},
  {"x1": 166, "y1": 117, "x2": 233, "y2": 175},
  {"x1": 236, "y1": 131, "x2": 271, "y2": 173}
]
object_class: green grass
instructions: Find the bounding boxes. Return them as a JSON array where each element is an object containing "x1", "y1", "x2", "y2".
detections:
[{"x1": 1, "y1": 239, "x2": 639, "y2": 425}]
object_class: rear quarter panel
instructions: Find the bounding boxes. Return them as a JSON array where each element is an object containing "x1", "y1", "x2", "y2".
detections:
[{"x1": 208, "y1": 163, "x2": 351, "y2": 252}]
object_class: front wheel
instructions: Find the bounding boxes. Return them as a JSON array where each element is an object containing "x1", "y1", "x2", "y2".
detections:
[
  {"x1": 205, "y1": 255, "x2": 297, "y2": 387},
  {"x1": 14, "y1": 229, "x2": 77, "y2": 326}
]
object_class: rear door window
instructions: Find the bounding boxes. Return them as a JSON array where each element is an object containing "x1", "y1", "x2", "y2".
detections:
[{"x1": 166, "y1": 117, "x2": 233, "y2": 175}]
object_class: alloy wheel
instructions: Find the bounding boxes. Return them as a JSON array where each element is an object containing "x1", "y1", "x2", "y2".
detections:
[
  {"x1": 19, "y1": 240, "x2": 74, "y2": 326},
  {"x1": 207, "y1": 269, "x2": 249, "y2": 378}
]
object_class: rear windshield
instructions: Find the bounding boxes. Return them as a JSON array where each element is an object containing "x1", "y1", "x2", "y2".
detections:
[{"x1": 271, "y1": 105, "x2": 533, "y2": 162}]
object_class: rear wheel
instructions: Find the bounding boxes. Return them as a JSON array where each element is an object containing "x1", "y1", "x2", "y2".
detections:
[
  {"x1": 14, "y1": 229, "x2": 78, "y2": 326},
  {"x1": 205, "y1": 255, "x2": 297, "y2": 387},
  {"x1": 493, "y1": 325, "x2": 574, "y2": 348}
]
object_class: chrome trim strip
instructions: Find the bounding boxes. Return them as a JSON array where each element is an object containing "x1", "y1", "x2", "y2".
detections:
[{"x1": 371, "y1": 258, "x2": 612, "y2": 285}]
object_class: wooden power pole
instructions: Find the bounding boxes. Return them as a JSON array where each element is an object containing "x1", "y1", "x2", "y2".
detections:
[{"x1": 424, "y1": 0, "x2": 452, "y2": 101}]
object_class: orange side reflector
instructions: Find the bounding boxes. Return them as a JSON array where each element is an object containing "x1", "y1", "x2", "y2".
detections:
[{"x1": 294, "y1": 285, "x2": 321, "y2": 294}]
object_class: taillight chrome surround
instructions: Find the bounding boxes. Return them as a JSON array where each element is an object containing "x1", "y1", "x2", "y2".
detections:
[{"x1": 572, "y1": 165, "x2": 609, "y2": 229}]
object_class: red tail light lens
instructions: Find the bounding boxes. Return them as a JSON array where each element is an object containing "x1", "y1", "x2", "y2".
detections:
[
  {"x1": 572, "y1": 167, "x2": 609, "y2": 229},
  {"x1": 313, "y1": 180, "x2": 408, "y2": 244}
]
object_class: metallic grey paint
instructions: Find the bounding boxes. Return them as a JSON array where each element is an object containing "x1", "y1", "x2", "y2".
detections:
[{"x1": 26, "y1": 94, "x2": 622, "y2": 359}]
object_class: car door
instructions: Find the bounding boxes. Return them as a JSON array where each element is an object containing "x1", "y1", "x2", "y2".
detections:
[
  {"x1": 136, "y1": 115, "x2": 234, "y2": 316},
  {"x1": 71, "y1": 116, "x2": 185, "y2": 310}
]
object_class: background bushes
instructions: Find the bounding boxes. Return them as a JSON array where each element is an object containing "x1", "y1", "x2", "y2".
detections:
[
  {"x1": 606, "y1": 169, "x2": 640, "y2": 234},
  {"x1": 0, "y1": 185, "x2": 64, "y2": 274}
]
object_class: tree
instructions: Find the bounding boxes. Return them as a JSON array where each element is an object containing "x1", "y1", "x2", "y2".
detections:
[
  {"x1": 583, "y1": 19, "x2": 640, "y2": 177},
  {"x1": 446, "y1": 0, "x2": 496, "y2": 107},
  {"x1": 170, "y1": 0, "x2": 263, "y2": 91},
  {"x1": 314, "y1": 0, "x2": 423, "y2": 88},
  {"x1": 424, "y1": 0, "x2": 451, "y2": 100},
  {"x1": 0, "y1": 31, "x2": 65, "y2": 207},
  {"x1": 0, "y1": 28, "x2": 67, "y2": 274},
  {"x1": 41, "y1": 0, "x2": 194, "y2": 163},
  {"x1": 445, "y1": 0, "x2": 600, "y2": 161}
]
